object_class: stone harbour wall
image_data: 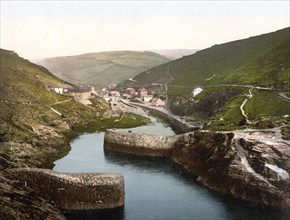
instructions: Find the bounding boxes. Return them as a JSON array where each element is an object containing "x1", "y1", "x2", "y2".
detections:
[
  {"x1": 104, "y1": 129, "x2": 180, "y2": 157},
  {"x1": 7, "y1": 168, "x2": 124, "y2": 210}
]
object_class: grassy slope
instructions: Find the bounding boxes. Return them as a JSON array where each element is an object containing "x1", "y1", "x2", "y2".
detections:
[
  {"x1": 37, "y1": 51, "x2": 170, "y2": 87},
  {"x1": 132, "y1": 27, "x2": 289, "y2": 95},
  {"x1": 131, "y1": 28, "x2": 290, "y2": 130},
  {"x1": 0, "y1": 49, "x2": 149, "y2": 169}
]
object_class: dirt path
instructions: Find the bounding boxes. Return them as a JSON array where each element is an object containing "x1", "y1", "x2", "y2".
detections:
[{"x1": 239, "y1": 88, "x2": 254, "y2": 124}]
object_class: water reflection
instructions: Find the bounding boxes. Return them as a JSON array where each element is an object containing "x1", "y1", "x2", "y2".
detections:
[
  {"x1": 63, "y1": 206, "x2": 125, "y2": 220},
  {"x1": 104, "y1": 150, "x2": 290, "y2": 220}
]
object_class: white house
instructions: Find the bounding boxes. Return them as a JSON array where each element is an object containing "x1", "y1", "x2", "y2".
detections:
[
  {"x1": 192, "y1": 87, "x2": 203, "y2": 97},
  {"x1": 144, "y1": 95, "x2": 153, "y2": 102},
  {"x1": 54, "y1": 88, "x2": 64, "y2": 94},
  {"x1": 151, "y1": 98, "x2": 165, "y2": 107}
]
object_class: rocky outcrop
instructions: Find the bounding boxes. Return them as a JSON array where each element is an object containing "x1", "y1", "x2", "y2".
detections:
[
  {"x1": 172, "y1": 130, "x2": 290, "y2": 208},
  {"x1": 7, "y1": 168, "x2": 124, "y2": 210},
  {"x1": 104, "y1": 128, "x2": 290, "y2": 208}
]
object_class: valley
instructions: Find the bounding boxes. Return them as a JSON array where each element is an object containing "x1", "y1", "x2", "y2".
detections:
[{"x1": 0, "y1": 27, "x2": 289, "y2": 219}]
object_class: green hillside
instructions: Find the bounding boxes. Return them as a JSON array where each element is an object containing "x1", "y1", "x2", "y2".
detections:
[
  {"x1": 37, "y1": 51, "x2": 170, "y2": 87},
  {"x1": 0, "y1": 49, "x2": 149, "y2": 169},
  {"x1": 127, "y1": 28, "x2": 290, "y2": 130},
  {"x1": 131, "y1": 27, "x2": 289, "y2": 95}
]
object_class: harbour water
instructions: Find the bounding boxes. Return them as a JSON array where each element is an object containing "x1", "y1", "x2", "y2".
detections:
[{"x1": 53, "y1": 117, "x2": 289, "y2": 219}]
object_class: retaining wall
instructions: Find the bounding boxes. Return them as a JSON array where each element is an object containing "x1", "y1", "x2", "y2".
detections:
[{"x1": 129, "y1": 102, "x2": 201, "y2": 133}]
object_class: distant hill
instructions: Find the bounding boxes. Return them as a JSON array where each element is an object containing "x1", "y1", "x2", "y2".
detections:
[
  {"x1": 149, "y1": 49, "x2": 198, "y2": 59},
  {"x1": 131, "y1": 27, "x2": 289, "y2": 95},
  {"x1": 37, "y1": 51, "x2": 170, "y2": 87}
]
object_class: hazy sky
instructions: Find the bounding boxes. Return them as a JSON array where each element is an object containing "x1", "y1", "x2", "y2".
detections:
[{"x1": 1, "y1": 1, "x2": 289, "y2": 60}]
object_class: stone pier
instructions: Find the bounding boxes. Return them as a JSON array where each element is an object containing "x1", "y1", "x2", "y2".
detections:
[
  {"x1": 7, "y1": 168, "x2": 124, "y2": 210},
  {"x1": 104, "y1": 129, "x2": 180, "y2": 157}
]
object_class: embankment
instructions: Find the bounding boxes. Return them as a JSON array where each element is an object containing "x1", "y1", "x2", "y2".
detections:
[{"x1": 128, "y1": 102, "x2": 201, "y2": 133}]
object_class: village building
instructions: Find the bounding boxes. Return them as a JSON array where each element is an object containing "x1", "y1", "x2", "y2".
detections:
[
  {"x1": 67, "y1": 87, "x2": 92, "y2": 100},
  {"x1": 109, "y1": 100, "x2": 118, "y2": 108},
  {"x1": 122, "y1": 94, "x2": 132, "y2": 100},
  {"x1": 52, "y1": 87, "x2": 69, "y2": 95},
  {"x1": 138, "y1": 88, "x2": 148, "y2": 101},
  {"x1": 192, "y1": 87, "x2": 203, "y2": 97},
  {"x1": 103, "y1": 97, "x2": 112, "y2": 103},
  {"x1": 126, "y1": 88, "x2": 136, "y2": 96},
  {"x1": 109, "y1": 91, "x2": 120, "y2": 97},
  {"x1": 144, "y1": 95, "x2": 153, "y2": 103},
  {"x1": 54, "y1": 87, "x2": 64, "y2": 94},
  {"x1": 151, "y1": 98, "x2": 165, "y2": 107}
]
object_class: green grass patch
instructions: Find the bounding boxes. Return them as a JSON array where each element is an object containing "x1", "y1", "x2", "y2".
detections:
[
  {"x1": 73, "y1": 113, "x2": 150, "y2": 133},
  {"x1": 209, "y1": 89, "x2": 290, "y2": 130},
  {"x1": 245, "y1": 90, "x2": 290, "y2": 128},
  {"x1": 209, "y1": 95, "x2": 246, "y2": 131},
  {"x1": 99, "y1": 113, "x2": 150, "y2": 130}
]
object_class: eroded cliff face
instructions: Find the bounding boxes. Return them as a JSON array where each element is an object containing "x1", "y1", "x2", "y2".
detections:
[{"x1": 171, "y1": 130, "x2": 290, "y2": 208}]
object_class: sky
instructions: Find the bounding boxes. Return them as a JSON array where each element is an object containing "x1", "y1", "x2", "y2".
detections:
[{"x1": 1, "y1": 1, "x2": 289, "y2": 60}]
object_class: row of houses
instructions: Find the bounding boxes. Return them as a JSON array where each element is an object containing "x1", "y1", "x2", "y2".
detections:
[
  {"x1": 52, "y1": 85, "x2": 165, "y2": 107},
  {"x1": 52, "y1": 86, "x2": 93, "y2": 101},
  {"x1": 126, "y1": 87, "x2": 165, "y2": 107}
]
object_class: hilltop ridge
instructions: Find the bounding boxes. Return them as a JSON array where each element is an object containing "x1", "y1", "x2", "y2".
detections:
[
  {"x1": 130, "y1": 27, "x2": 289, "y2": 94},
  {"x1": 37, "y1": 51, "x2": 170, "y2": 87}
]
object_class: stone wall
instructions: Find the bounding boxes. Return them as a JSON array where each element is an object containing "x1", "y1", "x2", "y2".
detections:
[
  {"x1": 129, "y1": 102, "x2": 201, "y2": 133},
  {"x1": 7, "y1": 168, "x2": 124, "y2": 210},
  {"x1": 104, "y1": 129, "x2": 179, "y2": 157}
]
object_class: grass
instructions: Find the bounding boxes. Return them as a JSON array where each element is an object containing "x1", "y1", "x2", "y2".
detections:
[
  {"x1": 37, "y1": 51, "x2": 170, "y2": 87},
  {"x1": 209, "y1": 95, "x2": 246, "y2": 131},
  {"x1": 131, "y1": 27, "x2": 289, "y2": 96},
  {"x1": 245, "y1": 90, "x2": 290, "y2": 128},
  {"x1": 208, "y1": 89, "x2": 290, "y2": 131}
]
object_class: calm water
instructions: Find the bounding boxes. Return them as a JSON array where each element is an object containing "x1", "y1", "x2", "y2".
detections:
[{"x1": 53, "y1": 118, "x2": 290, "y2": 220}]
